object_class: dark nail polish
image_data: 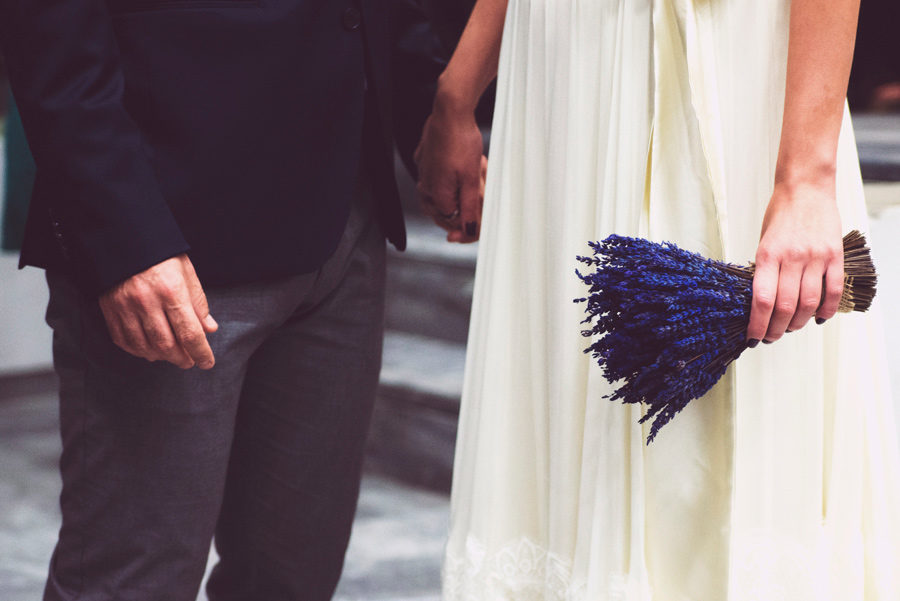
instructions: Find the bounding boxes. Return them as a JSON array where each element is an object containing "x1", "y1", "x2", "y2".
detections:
[
  {"x1": 465, "y1": 222, "x2": 477, "y2": 237},
  {"x1": 786, "y1": 329, "x2": 794, "y2": 333},
  {"x1": 815, "y1": 317, "x2": 826, "y2": 325},
  {"x1": 762, "y1": 339, "x2": 774, "y2": 345},
  {"x1": 747, "y1": 339, "x2": 760, "y2": 348}
]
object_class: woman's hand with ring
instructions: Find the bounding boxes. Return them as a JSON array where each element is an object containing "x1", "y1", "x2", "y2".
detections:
[{"x1": 413, "y1": 93, "x2": 485, "y2": 243}]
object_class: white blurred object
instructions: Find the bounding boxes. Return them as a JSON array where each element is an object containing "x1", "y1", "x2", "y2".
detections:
[
  {"x1": 0, "y1": 137, "x2": 53, "y2": 376},
  {"x1": 867, "y1": 191, "x2": 900, "y2": 437}
]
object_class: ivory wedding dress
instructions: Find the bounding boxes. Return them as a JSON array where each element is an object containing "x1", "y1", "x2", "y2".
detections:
[{"x1": 442, "y1": 1, "x2": 900, "y2": 599}]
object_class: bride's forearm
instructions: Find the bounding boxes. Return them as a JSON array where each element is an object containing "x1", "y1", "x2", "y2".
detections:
[
  {"x1": 775, "y1": 0, "x2": 860, "y2": 190},
  {"x1": 747, "y1": 0, "x2": 859, "y2": 342},
  {"x1": 433, "y1": 0, "x2": 509, "y2": 116}
]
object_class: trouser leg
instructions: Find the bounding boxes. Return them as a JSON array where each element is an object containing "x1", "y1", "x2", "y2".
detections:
[
  {"x1": 41, "y1": 273, "x2": 268, "y2": 601},
  {"x1": 206, "y1": 201, "x2": 386, "y2": 601}
]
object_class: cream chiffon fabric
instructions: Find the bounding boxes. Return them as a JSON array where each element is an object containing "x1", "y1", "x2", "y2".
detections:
[{"x1": 442, "y1": 1, "x2": 900, "y2": 600}]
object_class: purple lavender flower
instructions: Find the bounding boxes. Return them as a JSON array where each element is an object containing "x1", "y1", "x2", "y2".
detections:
[{"x1": 575, "y1": 232, "x2": 875, "y2": 443}]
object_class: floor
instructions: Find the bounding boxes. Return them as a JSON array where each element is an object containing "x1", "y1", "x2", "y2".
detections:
[{"x1": 0, "y1": 376, "x2": 449, "y2": 601}]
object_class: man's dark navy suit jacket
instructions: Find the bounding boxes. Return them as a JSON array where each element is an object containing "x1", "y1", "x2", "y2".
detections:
[{"x1": 0, "y1": 0, "x2": 444, "y2": 293}]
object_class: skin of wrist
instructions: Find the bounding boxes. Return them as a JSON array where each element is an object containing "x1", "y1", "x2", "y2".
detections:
[
  {"x1": 434, "y1": 73, "x2": 481, "y2": 118},
  {"x1": 773, "y1": 158, "x2": 837, "y2": 195}
]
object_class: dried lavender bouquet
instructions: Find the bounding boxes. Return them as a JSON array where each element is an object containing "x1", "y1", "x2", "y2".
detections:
[{"x1": 575, "y1": 231, "x2": 877, "y2": 443}]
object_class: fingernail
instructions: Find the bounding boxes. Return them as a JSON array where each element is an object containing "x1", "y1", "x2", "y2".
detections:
[
  {"x1": 747, "y1": 338, "x2": 760, "y2": 348},
  {"x1": 815, "y1": 317, "x2": 826, "y2": 325},
  {"x1": 199, "y1": 361, "x2": 214, "y2": 370},
  {"x1": 205, "y1": 315, "x2": 218, "y2": 329},
  {"x1": 465, "y1": 222, "x2": 477, "y2": 237},
  {"x1": 762, "y1": 339, "x2": 774, "y2": 345}
]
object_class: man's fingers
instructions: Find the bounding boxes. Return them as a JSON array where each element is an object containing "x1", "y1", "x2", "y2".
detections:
[
  {"x1": 99, "y1": 303, "x2": 127, "y2": 350},
  {"x1": 413, "y1": 141, "x2": 423, "y2": 165},
  {"x1": 143, "y1": 314, "x2": 194, "y2": 369},
  {"x1": 457, "y1": 173, "x2": 482, "y2": 243},
  {"x1": 787, "y1": 262, "x2": 825, "y2": 332},
  {"x1": 419, "y1": 197, "x2": 451, "y2": 232},
  {"x1": 413, "y1": 110, "x2": 484, "y2": 242},
  {"x1": 100, "y1": 290, "x2": 162, "y2": 362},
  {"x1": 118, "y1": 313, "x2": 157, "y2": 361},
  {"x1": 182, "y1": 259, "x2": 218, "y2": 333},
  {"x1": 452, "y1": 156, "x2": 487, "y2": 244},
  {"x1": 165, "y1": 301, "x2": 215, "y2": 370},
  {"x1": 96, "y1": 254, "x2": 216, "y2": 369},
  {"x1": 765, "y1": 261, "x2": 802, "y2": 342},
  {"x1": 817, "y1": 260, "x2": 845, "y2": 322},
  {"x1": 431, "y1": 185, "x2": 462, "y2": 220},
  {"x1": 748, "y1": 260, "x2": 778, "y2": 343},
  {"x1": 417, "y1": 185, "x2": 459, "y2": 233}
]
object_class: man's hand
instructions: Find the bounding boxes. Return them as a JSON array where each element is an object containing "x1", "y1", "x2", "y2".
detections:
[
  {"x1": 98, "y1": 254, "x2": 218, "y2": 369},
  {"x1": 414, "y1": 103, "x2": 485, "y2": 243}
]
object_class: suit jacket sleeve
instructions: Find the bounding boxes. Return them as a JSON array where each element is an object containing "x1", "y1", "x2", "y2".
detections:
[
  {"x1": 390, "y1": 0, "x2": 448, "y2": 178},
  {"x1": 0, "y1": 0, "x2": 190, "y2": 294}
]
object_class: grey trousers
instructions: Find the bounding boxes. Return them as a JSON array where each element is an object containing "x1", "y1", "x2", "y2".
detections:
[{"x1": 42, "y1": 196, "x2": 386, "y2": 601}]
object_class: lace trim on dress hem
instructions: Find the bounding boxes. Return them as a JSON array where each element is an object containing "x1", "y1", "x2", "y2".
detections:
[{"x1": 443, "y1": 535, "x2": 651, "y2": 601}]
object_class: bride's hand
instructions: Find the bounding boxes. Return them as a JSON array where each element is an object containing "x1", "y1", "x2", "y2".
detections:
[
  {"x1": 746, "y1": 178, "x2": 844, "y2": 346},
  {"x1": 414, "y1": 96, "x2": 485, "y2": 243}
]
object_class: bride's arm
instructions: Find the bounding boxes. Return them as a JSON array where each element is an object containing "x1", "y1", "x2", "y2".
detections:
[
  {"x1": 746, "y1": 0, "x2": 860, "y2": 346},
  {"x1": 414, "y1": 0, "x2": 508, "y2": 243}
]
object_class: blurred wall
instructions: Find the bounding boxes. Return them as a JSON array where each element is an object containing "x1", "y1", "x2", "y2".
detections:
[{"x1": 0, "y1": 138, "x2": 53, "y2": 376}]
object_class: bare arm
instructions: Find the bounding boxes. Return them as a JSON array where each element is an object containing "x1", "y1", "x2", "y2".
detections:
[
  {"x1": 414, "y1": 0, "x2": 508, "y2": 242},
  {"x1": 746, "y1": 0, "x2": 860, "y2": 345},
  {"x1": 436, "y1": 0, "x2": 509, "y2": 115}
]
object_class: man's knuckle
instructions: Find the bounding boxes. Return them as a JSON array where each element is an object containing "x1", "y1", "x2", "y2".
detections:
[
  {"x1": 159, "y1": 271, "x2": 186, "y2": 294},
  {"x1": 157, "y1": 338, "x2": 177, "y2": 352},
  {"x1": 103, "y1": 293, "x2": 124, "y2": 310},
  {"x1": 158, "y1": 282, "x2": 180, "y2": 302},
  {"x1": 180, "y1": 331, "x2": 202, "y2": 345},
  {"x1": 127, "y1": 291, "x2": 153, "y2": 312},
  {"x1": 129, "y1": 342, "x2": 148, "y2": 356}
]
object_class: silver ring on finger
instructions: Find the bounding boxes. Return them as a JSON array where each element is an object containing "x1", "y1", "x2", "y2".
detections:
[{"x1": 438, "y1": 207, "x2": 461, "y2": 221}]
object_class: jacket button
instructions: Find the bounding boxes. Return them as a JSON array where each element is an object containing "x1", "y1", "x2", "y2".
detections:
[{"x1": 341, "y1": 7, "x2": 361, "y2": 31}]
